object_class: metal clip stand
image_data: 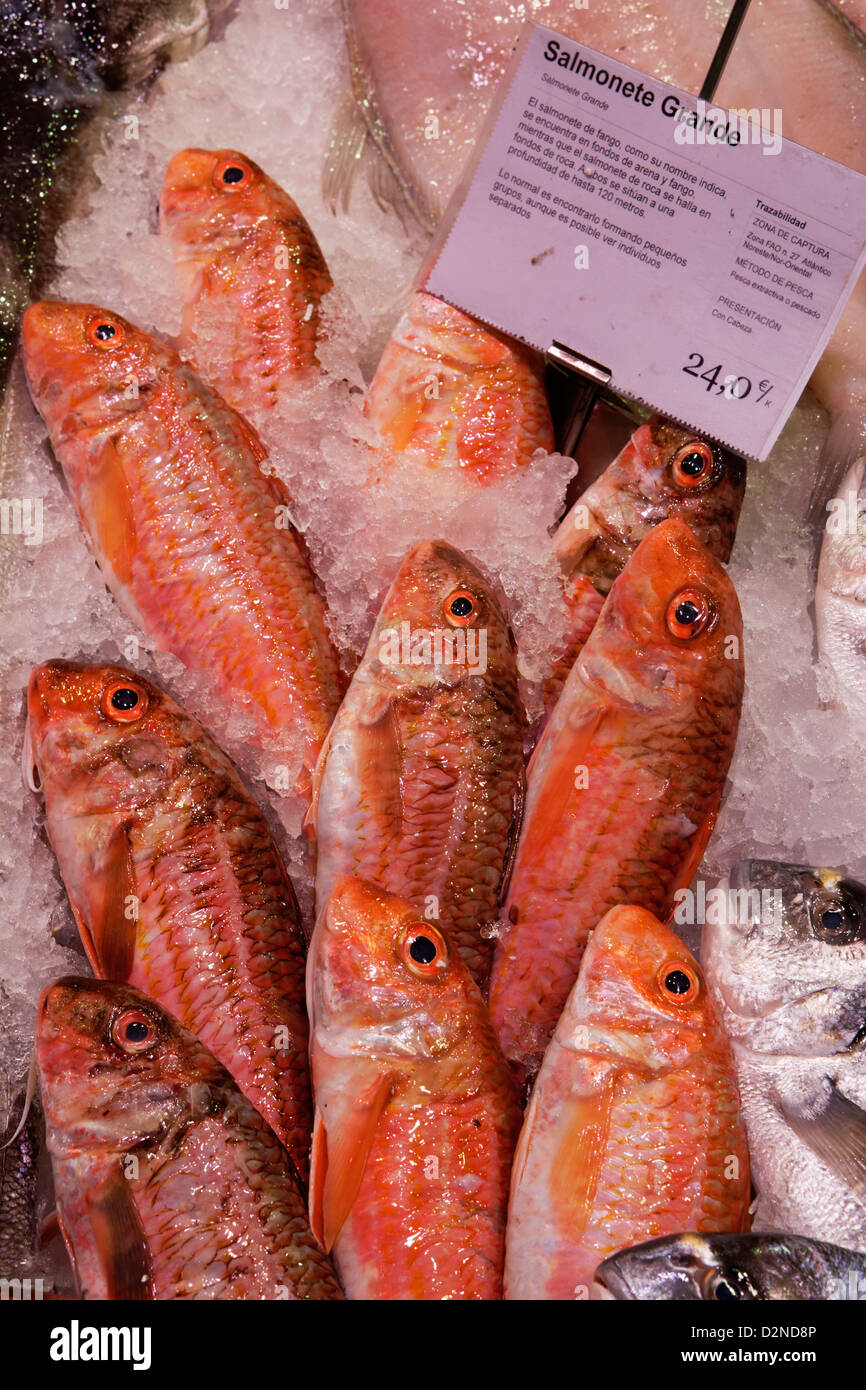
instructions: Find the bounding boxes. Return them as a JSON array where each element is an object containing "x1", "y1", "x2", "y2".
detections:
[{"x1": 545, "y1": 0, "x2": 752, "y2": 459}]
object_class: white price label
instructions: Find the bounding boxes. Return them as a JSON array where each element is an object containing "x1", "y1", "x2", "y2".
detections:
[{"x1": 424, "y1": 24, "x2": 866, "y2": 459}]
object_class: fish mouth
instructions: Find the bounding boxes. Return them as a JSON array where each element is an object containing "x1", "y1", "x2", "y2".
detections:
[{"x1": 590, "y1": 1266, "x2": 632, "y2": 1300}]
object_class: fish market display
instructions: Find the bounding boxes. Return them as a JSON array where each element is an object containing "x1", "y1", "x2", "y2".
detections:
[
  {"x1": 27, "y1": 660, "x2": 313, "y2": 1182},
  {"x1": 490, "y1": 517, "x2": 745, "y2": 1079},
  {"x1": 703, "y1": 859, "x2": 866, "y2": 1254},
  {"x1": 0, "y1": 0, "x2": 865, "y2": 1309},
  {"x1": 307, "y1": 877, "x2": 522, "y2": 1300},
  {"x1": 546, "y1": 417, "x2": 746, "y2": 709},
  {"x1": 593, "y1": 1232, "x2": 866, "y2": 1301},
  {"x1": 365, "y1": 291, "x2": 554, "y2": 487},
  {"x1": 36, "y1": 976, "x2": 342, "y2": 1300},
  {"x1": 161, "y1": 147, "x2": 334, "y2": 414},
  {"x1": 21, "y1": 300, "x2": 343, "y2": 805},
  {"x1": 311, "y1": 540, "x2": 525, "y2": 988},
  {"x1": 816, "y1": 457, "x2": 866, "y2": 714}
]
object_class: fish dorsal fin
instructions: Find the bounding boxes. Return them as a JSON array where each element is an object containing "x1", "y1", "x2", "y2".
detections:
[
  {"x1": 86, "y1": 1167, "x2": 152, "y2": 1300},
  {"x1": 309, "y1": 1066, "x2": 394, "y2": 1253},
  {"x1": 322, "y1": 90, "x2": 370, "y2": 216},
  {"x1": 781, "y1": 1080, "x2": 866, "y2": 1201},
  {"x1": 88, "y1": 822, "x2": 138, "y2": 981}
]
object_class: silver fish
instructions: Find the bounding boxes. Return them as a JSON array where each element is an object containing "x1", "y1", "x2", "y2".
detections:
[
  {"x1": 816, "y1": 457, "x2": 866, "y2": 715},
  {"x1": 593, "y1": 1231, "x2": 866, "y2": 1301},
  {"x1": 703, "y1": 858, "x2": 866, "y2": 1252}
]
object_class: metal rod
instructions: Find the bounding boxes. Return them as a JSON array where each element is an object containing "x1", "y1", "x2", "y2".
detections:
[{"x1": 700, "y1": 0, "x2": 753, "y2": 102}]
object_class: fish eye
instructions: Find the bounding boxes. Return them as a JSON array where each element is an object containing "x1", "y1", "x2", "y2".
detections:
[
  {"x1": 444, "y1": 589, "x2": 478, "y2": 627},
  {"x1": 704, "y1": 1267, "x2": 758, "y2": 1300},
  {"x1": 214, "y1": 158, "x2": 250, "y2": 189},
  {"x1": 670, "y1": 440, "x2": 718, "y2": 490},
  {"x1": 666, "y1": 588, "x2": 713, "y2": 640},
  {"x1": 397, "y1": 922, "x2": 449, "y2": 978},
  {"x1": 807, "y1": 888, "x2": 862, "y2": 944},
  {"x1": 657, "y1": 959, "x2": 701, "y2": 1005},
  {"x1": 111, "y1": 1009, "x2": 159, "y2": 1054},
  {"x1": 100, "y1": 679, "x2": 149, "y2": 724},
  {"x1": 87, "y1": 316, "x2": 124, "y2": 349}
]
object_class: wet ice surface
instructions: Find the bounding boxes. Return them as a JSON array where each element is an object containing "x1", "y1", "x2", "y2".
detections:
[{"x1": 0, "y1": 0, "x2": 859, "y2": 1189}]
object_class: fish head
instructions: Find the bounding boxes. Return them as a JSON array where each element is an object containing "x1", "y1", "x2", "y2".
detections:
[
  {"x1": 160, "y1": 147, "x2": 285, "y2": 245},
  {"x1": 555, "y1": 416, "x2": 746, "y2": 587},
  {"x1": 592, "y1": 1232, "x2": 834, "y2": 1301},
  {"x1": 21, "y1": 301, "x2": 167, "y2": 448},
  {"x1": 27, "y1": 660, "x2": 191, "y2": 820},
  {"x1": 367, "y1": 539, "x2": 513, "y2": 694},
  {"x1": 702, "y1": 859, "x2": 866, "y2": 1057},
  {"x1": 576, "y1": 517, "x2": 744, "y2": 713},
  {"x1": 562, "y1": 905, "x2": 721, "y2": 1068},
  {"x1": 309, "y1": 877, "x2": 482, "y2": 1069},
  {"x1": 36, "y1": 977, "x2": 226, "y2": 1156}
]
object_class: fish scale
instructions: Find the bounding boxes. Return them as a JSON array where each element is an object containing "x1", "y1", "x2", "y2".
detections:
[
  {"x1": 27, "y1": 661, "x2": 313, "y2": 1184},
  {"x1": 22, "y1": 304, "x2": 342, "y2": 805},
  {"x1": 490, "y1": 518, "x2": 744, "y2": 1079}
]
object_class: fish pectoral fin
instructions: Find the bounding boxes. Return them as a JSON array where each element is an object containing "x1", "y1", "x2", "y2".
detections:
[
  {"x1": 549, "y1": 1068, "x2": 619, "y2": 1243},
  {"x1": 781, "y1": 1080, "x2": 866, "y2": 1200},
  {"x1": 322, "y1": 89, "x2": 370, "y2": 215},
  {"x1": 521, "y1": 702, "x2": 606, "y2": 857},
  {"x1": 86, "y1": 1168, "x2": 152, "y2": 1300},
  {"x1": 498, "y1": 763, "x2": 526, "y2": 904},
  {"x1": 309, "y1": 1069, "x2": 394, "y2": 1253},
  {"x1": 89, "y1": 438, "x2": 137, "y2": 590},
  {"x1": 89, "y1": 822, "x2": 138, "y2": 981}
]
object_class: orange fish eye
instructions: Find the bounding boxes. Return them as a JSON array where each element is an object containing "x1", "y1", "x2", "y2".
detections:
[
  {"x1": 670, "y1": 440, "x2": 717, "y2": 489},
  {"x1": 87, "y1": 316, "x2": 125, "y2": 350},
  {"x1": 214, "y1": 158, "x2": 251, "y2": 190},
  {"x1": 444, "y1": 589, "x2": 478, "y2": 627},
  {"x1": 666, "y1": 589, "x2": 713, "y2": 640},
  {"x1": 101, "y1": 679, "x2": 149, "y2": 723},
  {"x1": 657, "y1": 959, "x2": 701, "y2": 1005},
  {"x1": 397, "y1": 922, "x2": 449, "y2": 978},
  {"x1": 111, "y1": 1009, "x2": 159, "y2": 1054}
]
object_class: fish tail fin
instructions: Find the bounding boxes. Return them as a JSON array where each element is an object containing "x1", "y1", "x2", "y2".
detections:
[
  {"x1": 807, "y1": 406, "x2": 866, "y2": 529},
  {"x1": 322, "y1": 90, "x2": 369, "y2": 216}
]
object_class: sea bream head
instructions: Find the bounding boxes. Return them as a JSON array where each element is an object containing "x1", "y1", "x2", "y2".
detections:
[
  {"x1": 702, "y1": 859, "x2": 866, "y2": 1058},
  {"x1": 36, "y1": 976, "x2": 228, "y2": 1157},
  {"x1": 21, "y1": 301, "x2": 177, "y2": 453},
  {"x1": 359, "y1": 539, "x2": 515, "y2": 696},
  {"x1": 554, "y1": 416, "x2": 746, "y2": 592},
  {"x1": 592, "y1": 1231, "x2": 865, "y2": 1301},
  {"x1": 575, "y1": 516, "x2": 744, "y2": 715}
]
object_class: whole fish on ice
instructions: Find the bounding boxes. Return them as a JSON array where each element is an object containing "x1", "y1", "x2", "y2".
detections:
[
  {"x1": 505, "y1": 905, "x2": 750, "y2": 1300},
  {"x1": 816, "y1": 457, "x2": 866, "y2": 716},
  {"x1": 27, "y1": 660, "x2": 313, "y2": 1182},
  {"x1": 593, "y1": 1231, "x2": 866, "y2": 1301},
  {"x1": 311, "y1": 540, "x2": 525, "y2": 989},
  {"x1": 546, "y1": 416, "x2": 746, "y2": 711},
  {"x1": 161, "y1": 147, "x2": 334, "y2": 415},
  {"x1": 36, "y1": 977, "x2": 342, "y2": 1300},
  {"x1": 21, "y1": 301, "x2": 343, "y2": 805},
  {"x1": 307, "y1": 877, "x2": 522, "y2": 1300},
  {"x1": 703, "y1": 858, "x2": 866, "y2": 1253},
  {"x1": 490, "y1": 517, "x2": 745, "y2": 1080}
]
